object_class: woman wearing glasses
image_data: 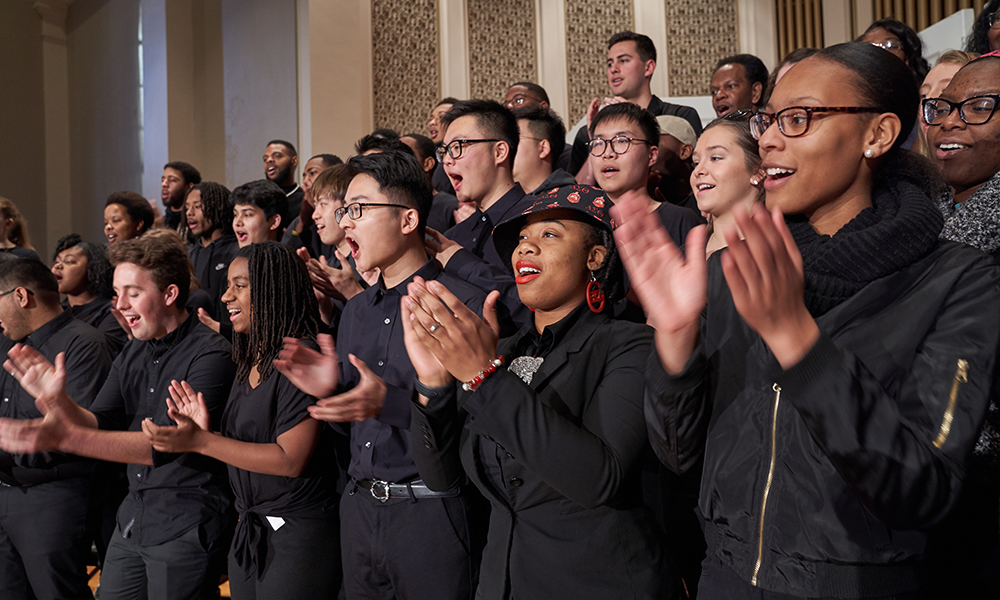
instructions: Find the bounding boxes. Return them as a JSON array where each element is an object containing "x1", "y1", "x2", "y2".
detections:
[
  {"x1": 858, "y1": 18, "x2": 930, "y2": 84},
  {"x1": 618, "y1": 42, "x2": 1000, "y2": 599},
  {"x1": 967, "y1": 0, "x2": 1000, "y2": 54},
  {"x1": 923, "y1": 52, "x2": 1000, "y2": 598}
]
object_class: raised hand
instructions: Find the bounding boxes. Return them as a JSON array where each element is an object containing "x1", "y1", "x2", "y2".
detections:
[
  {"x1": 166, "y1": 380, "x2": 211, "y2": 431},
  {"x1": 307, "y1": 354, "x2": 386, "y2": 422},
  {"x1": 5, "y1": 345, "x2": 66, "y2": 403},
  {"x1": 197, "y1": 308, "x2": 221, "y2": 333},
  {"x1": 721, "y1": 204, "x2": 818, "y2": 368},
  {"x1": 452, "y1": 202, "x2": 477, "y2": 225},
  {"x1": 141, "y1": 411, "x2": 205, "y2": 454},
  {"x1": 423, "y1": 228, "x2": 463, "y2": 268},
  {"x1": 404, "y1": 278, "x2": 500, "y2": 383},
  {"x1": 612, "y1": 195, "x2": 708, "y2": 374},
  {"x1": 273, "y1": 334, "x2": 340, "y2": 398},
  {"x1": 0, "y1": 411, "x2": 68, "y2": 454}
]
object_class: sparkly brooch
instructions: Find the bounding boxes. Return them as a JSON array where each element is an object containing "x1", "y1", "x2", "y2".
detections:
[{"x1": 508, "y1": 356, "x2": 544, "y2": 385}]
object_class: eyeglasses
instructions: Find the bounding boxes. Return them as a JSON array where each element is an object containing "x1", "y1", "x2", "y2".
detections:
[
  {"x1": 989, "y1": 10, "x2": 1000, "y2": 29},
  {"x1": 334, "y1": 202, "x2": 411, "y2": 224},
  {"x1": 869, "y1": 38, "x2": 903, "y2": 52},
  {"x1": 922, "y1": 95, "x2": 1000, "y2": 126},
  {"x1": 750, "y1": 106, "x2": 879, "y2": 139},
  {"x1": 722, "y1": 108, "x2": 754, "y2": 121},
  {"x1": 587, "y1": 135, "x2": 653, "y2": 156},
  {"x1": 435, "y1": 139, "x2": 501, "y2": 162},
  {"x1": 0, "y1": 287, "x2": 33, "y2": 299}
]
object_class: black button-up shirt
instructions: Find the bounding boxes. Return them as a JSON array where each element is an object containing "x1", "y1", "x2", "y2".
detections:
[
  {"x1": 0, "y1": 310, "x2": 112, "y2": 484},
  {"x1": 188, "y1": 234, "x2": 240, "y2": 320},
  {"x1": 337, "y1": 259, "x2": 486, "y2": 483},
  {"x1": 64, "y1": 296, "x2": 129, "y2": 358},
  {"x1": 89, "y1": 312, "x2": 236, "y2": 546},
  {"x1": 444, "y1": 184, "x2": 534, "y2": 335}
]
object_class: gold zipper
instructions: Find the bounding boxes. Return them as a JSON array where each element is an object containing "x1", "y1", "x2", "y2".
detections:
[
  {"x1": 752, "y1": 383, "x2": 781, "y2": 586},
  {"x1": 933, "y1": 359, "x2": 968, "y2": 449}
]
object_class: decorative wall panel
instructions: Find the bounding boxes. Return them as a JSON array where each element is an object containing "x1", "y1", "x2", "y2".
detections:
[
  {"x1": 565, "y1": 0, "x2": 633, "y2": 123},
  {"x1": 665, "y1": 0, "x2": 739, "y2": 96},
  {"x1": 467, "y1": 0, "x2": 536, "y2": 101},
  {"x1": 372, "y1": 0, "x2": 440, "y2": 134}
]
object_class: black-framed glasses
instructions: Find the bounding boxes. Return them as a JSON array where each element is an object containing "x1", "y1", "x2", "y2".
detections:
[
  {"x1": 922, "y1": 95, "x2": 1000, "y2": 126},
  {"x1": 334, "y1": 202, "x2": 411, "y2": 224},
  {"x1": 868, "y1": 38, "x2": 903, "y2": 52},
  {"x1": 722, "y1": 108, "x2": 754, "y2": 121},
  {"x1": 435, "y1": 139, "x2": 501, "y2": 162},
  {"x1": 587, "y1": 135, "x2": 653, "y2": 156},
  {"x1": 0, "y1": 287, "x2": 33, "y2": 299},
  {"x1": 750, "y1": 106, "x2": 879, "y2": 139}
]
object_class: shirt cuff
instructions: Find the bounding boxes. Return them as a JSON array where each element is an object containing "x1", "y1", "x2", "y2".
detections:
[{"x1": 376, "y1": 382, "x2": 416, "y2": 429}]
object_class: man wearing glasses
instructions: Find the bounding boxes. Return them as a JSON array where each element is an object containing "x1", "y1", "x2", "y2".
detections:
[
  {"x1": 275, "y1": 151, "x2": 486, "y2": 599},
  {"x1": 425, "y1": 99, "x2": 535, "y2": 334},
  {"x1": 0, "y1": 258, "x2": 112, "y2": 600}
]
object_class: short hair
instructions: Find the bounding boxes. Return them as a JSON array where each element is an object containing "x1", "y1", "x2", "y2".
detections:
[
  {"x1": 715, "y1": 54, "x2": 769, "y2": 89},
  {"x1": 401, "y1": 133, "x2": 437, "y2": 162},
  {"x1": 266, "y1": 139, "x2": 297, "y2": 157},
  {"x1": 108, "y1": 231, "x2": 192, "y2": 306},
  {"x1": 354, "y1": 134, "x2": 415, "y2": 156},
  {"x1": 608, "y1": 31, "x2": 656, "y2": 63},
  {"x1": 308, "y1": 154, "x2": 343, "y2": 168},
  {"x1": 105, "y1": 191, "x2": 155, "y2": 235},
  {"x1": 507, "y1": 82, "x2": 550, "y2": 105},
  {"x1": 512, "y1": 107, "x2": 566, "y2": 167},
  {"x1": 163, "y1": 161, "x2": 202, "y2": 186},
  {"x1": 230, "y1": 180, "x2": 288, "y2": 222},
  {"x1": 436, "y1": 97, "x2": 460, "y2": 108},
  {"x1": 52, "y1": 234, "x2": 114, "y2": 298},
  {"x1": 187, "y1": 182, "x2": 234, "y2": 236},
  {"x1": 346, "y1": 151, "x2": 433, "y2": 236},
  {"x1": 589, "y1": 102, "x2": 660, "y2": 148},
  {"x1": 859, "y1": 18, "x2": 930, "y2": 83},
  {"x1": 0, "y1": 259, "x2": 60, "y2": 304},
  {"x1": 370, "y1": 128, "x2": 400, "y2": 140},
  {"x1": 311, "y1": 163, "x2": 356, "y2": 202},
  {"x1": 936, "y1": 49, "x2": 979, "y2": 68},
  {"x1": 440, "y1": 100, "x2": 520, "y2": 169}
]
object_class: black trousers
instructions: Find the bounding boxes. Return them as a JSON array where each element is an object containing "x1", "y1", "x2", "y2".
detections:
[
  {"x1": 0, "y1": 477, "x2": 93, "y2": 600},
  {"x1": 698, "y1": 552, "x2": 923, "y2": 600},
  {"x1": 227, "y1": 514, "x2": 342, "y2": 600},
  {"x1": 340, "y1": 484, "x2": 478, "y2": 600}
]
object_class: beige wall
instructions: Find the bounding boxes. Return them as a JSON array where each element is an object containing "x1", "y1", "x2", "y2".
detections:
[{"x1": 0, "y1": 2, "x2": 47, "y2": 254}]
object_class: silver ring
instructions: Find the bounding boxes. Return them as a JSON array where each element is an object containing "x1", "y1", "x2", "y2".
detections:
[{"x1": 428, "y1": 324, "x2": 440, "y2": 333}]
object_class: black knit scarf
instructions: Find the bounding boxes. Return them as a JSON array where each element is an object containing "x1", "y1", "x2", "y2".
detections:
[{"x1": 786, "y1": 179, "x2": 944, "y2": 316}]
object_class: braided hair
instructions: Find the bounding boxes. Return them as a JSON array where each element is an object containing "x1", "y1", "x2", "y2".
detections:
[
  {"x1": 231, "y1": 241, "x2": 319, "y2": 385},
  {"x1": 187, "y1": 182, "x2": 233, "y2": 237}
]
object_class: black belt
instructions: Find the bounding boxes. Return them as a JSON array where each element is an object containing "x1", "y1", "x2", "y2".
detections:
[{"x1": 353, "y1": 478, "x2": 461, "y2": 502}]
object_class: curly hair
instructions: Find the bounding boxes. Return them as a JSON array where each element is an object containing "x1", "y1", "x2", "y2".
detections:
[
  {"x1": 52, "y1": 234, "x2": 114, "y2": 299},
  {"x1": 106, "y1": 191, "x2": 155, "y2": 235},
  {"x1": 107, "y1": 231, "x2": 193, "y2": 306},
  {"x1": 231, "y1": 242, "x2": 319, "y2": 385},
  {"x1": 859, "y1": 19, "x2": 931, "y2": 84},
  {"x1": 967, "y1": 0, "x2": 1000, "y2": 54}
]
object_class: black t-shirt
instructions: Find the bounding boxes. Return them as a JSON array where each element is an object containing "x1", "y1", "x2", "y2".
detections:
[
  {"x1": 188, "y1": 234, "x2": 240, "y2": 320},
  {"x1": 281, "y1": 184, "x2": 304, "y2": 226},
  {"x1": 64, "y1": 296, "x2": 128, "y2": 358}
]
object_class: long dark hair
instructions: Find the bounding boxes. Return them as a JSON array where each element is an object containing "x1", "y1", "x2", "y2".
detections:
[
  {"x1": 231, "y1": 242, "x2": 320, "y2": 385},
  {"x1": 187, "y1": 182, "x2": 233, "y2": 237},
  {"x1": 52, "y1": 234, "x2": 114, "y2": 298},
  {"x1": 859, "y1": 18, "x2": 931, "y2": 83},
  {"x1": 967, "y1": 0, "x2": 1000, "y2": 54}
]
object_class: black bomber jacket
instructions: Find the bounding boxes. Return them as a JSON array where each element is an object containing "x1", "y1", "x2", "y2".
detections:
[{"x1": 646, "y1": 240, "x2": 1000, "y2": 598}]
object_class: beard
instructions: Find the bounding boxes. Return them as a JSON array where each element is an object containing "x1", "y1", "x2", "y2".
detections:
[{"x1": 267, "y1": 164, "x2": 292, "y2": 185}]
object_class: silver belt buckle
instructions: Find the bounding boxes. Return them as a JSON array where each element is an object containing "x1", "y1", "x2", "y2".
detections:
[{"x1": 370, "y1": 479, "x2": 390, "y2": 502}]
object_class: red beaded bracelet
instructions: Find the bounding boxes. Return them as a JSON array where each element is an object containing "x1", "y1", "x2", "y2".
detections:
[{"x1": 462, "y1": 356, "x2": 505, "y2": 392}]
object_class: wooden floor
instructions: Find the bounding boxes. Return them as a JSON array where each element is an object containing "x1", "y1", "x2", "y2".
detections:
[{"x1": 88, "y1": 569, "x2": 231, "y2": 598}]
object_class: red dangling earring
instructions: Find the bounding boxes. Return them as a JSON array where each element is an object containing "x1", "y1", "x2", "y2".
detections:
[{"x1": 586, "y1": 274, "x2": 605, "y2": 313}]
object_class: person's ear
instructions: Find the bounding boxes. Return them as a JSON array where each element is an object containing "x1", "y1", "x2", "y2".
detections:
[
  {"x1": 537, "y1": 139, "x2": 551, "y2": 161},
  {"x1": 15, "y1": 287, "x2": 31, "y2": 309},
  {"x1": 586, "y1": 245, "x2": 607, "y2": 272},
  {"x1": 495, "y1": 141, "x2": 511, "y2": 167},
  {"x1": 863, "y1": 112, "x2": 902, "y2": 160},
  {"x1": 163, "y1": 283, "x2": 180, "y2": 307},
  {"x1": 751, "y1": 82, "x2": 763, "y2": 105},
  {"x1": 399, "y1": 208, "x2": 420, "y2": 235},
  {"x1": 643, "y1": 59, "x2": 656, "y2": 79},
  {"x1": 647, "y1": 143, "x2": 659, "y2": 169},
  {"x1": 679, "y1": 144, "x2": 693, "y2": 161},
  {"x1": 268, "y1": 213, "x2": 282, "y2": 232},
  {"x1": 422, "y1": 155, "x2": 436, "y2": 174},
  {"x1": 291, "y1": 155, "x2": 299, "y2": 169}
]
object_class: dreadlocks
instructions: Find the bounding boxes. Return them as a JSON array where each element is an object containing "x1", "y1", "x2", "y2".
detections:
[
  {"x1": 187, "y1": 182, "x2": 234, "y2": 238},
  {"x1": 231, "y1": 241, "x2": 319, "y2": 385}
]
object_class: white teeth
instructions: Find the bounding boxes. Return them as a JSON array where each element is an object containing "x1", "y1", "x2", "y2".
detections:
[
  {"x1": 939, "y1": 143, "x2": 967, "y2": 150},
  {"x1": 697, "y1": 184, "x2": 714, "y2": 190},
  {"x1": 766, "y1": 167, "x2": 795, "y2": 176},
  {"x1": 518, "y1": 266, "x2": 540, "y2": 276},
  {"x1": 228, "y1": 309, "x2": 241, "y2": 315}
]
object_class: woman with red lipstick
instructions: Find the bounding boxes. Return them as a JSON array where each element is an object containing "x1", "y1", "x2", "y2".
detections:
[
  {"x1": 142, "y1": 241, "x2": 341, "y2": 599},
  {"x1": 616, "y1": 42, "x2": 1000, "y2": 599},
  {"x1": 402, "y1": 185, "x2": 672, "y2": 600}
]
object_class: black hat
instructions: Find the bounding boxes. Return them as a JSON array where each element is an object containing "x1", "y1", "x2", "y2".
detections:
[{"x1": 492, "y1": 185, "x2": 615, "y2": 274}]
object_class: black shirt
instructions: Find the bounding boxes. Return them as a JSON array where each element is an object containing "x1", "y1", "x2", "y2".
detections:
[
  {"x1": 337, "y1": 259, "x2": 486, "y2": 483},
  {"x1": 432, "y1": 162, "x2": 456, "y2": 195},
  {"x1": 569, "y1": 95, "x2": 704, "y2": 175},
  {"x1": 527, "y1": 168, "x2": 577, "y2": 195},
  {"x1": 656, "y1": 198, "x2": 703, "y2": 247},
  {"x1": 444, "y1": 184, "x2": 535, "y2": 335},
  {"x1": 281, "y1": 184, "x2": 304, "y2": 226},
  {"x1": 0, "y1": 311, "x2": 112, "y2": 484},
  {"x1": 164, "y1": 208, "x2": 184, "y2": 232},
  {"x1": 428, "y1": 192, "x2": 460, "y2": 232},
  {"x1": 0, "y1": 246, "x2": 41, "y2": 262},
  {"x1": 64, "y1": 296, "x2": 129, "y2": 358},
  {"x1": 89, "y1": 312, "x2": 236, "y2": 546},
  {"x1": 188, "y1": 233, "x2": 239, "y2": 320}
]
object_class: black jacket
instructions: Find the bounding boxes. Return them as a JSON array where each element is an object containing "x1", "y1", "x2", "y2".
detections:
[
  {"x1": 412, "y1": 310, "x2": 672, "y2": 600},
  {"x1": 646, "y1": 241, "x2": 1000, "y2": 598}
]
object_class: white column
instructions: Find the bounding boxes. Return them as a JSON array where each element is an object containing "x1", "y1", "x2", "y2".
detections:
[
  {"x1": 854, "y1": 0, "x2": 875, "y2": 38},
  {"x1": 738, "y1": 0, "x2": 778, "y2": 67},
  {"x1": 535, "y1": 0, "x2": 569, "y2": 120},
  {"x1": 33, "y1": 0, "x2": 75, "y2": 252},
  {"x1": 634, "y1": 0, "x2": 670, "y2": 96},
  {"x1": 439, "y1": 0, "x2": 470, "y2": 99},
  {"x1": 823, "y1": 0, "x2": 854, "y2": 45}
]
